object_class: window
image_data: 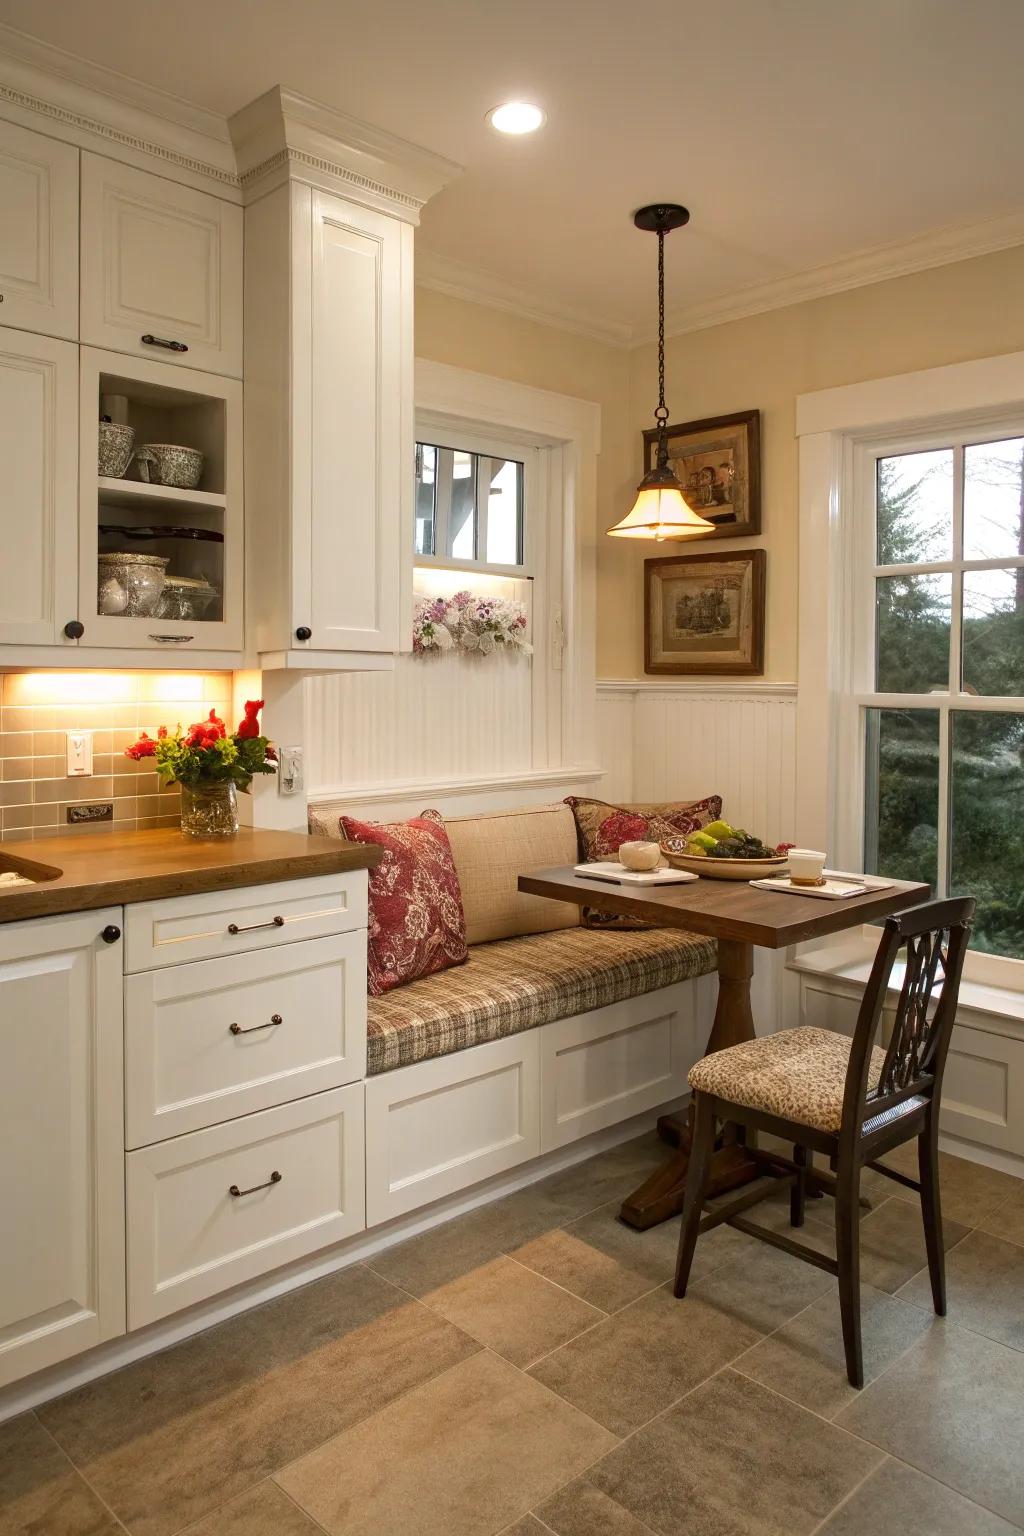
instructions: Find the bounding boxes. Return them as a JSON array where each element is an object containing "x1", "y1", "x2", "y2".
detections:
[
  {"x1": 415, "y1": 439, "x2": 525, "y2": 570},
  {"x1": 855, "y1": 428, "x2": 1024, "y2": 959}
]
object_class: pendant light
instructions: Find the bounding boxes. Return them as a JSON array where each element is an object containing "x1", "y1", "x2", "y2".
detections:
[{"x1": 607, "y1": 203, "x2": 716, "y2": 540}]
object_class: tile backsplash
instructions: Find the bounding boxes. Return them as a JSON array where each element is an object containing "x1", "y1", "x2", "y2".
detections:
[{"x1": 0, "y1": 672, "x2": 232, "y2": 842}]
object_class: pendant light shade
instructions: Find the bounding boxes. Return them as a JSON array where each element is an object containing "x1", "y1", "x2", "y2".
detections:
[{"x1": 607, "y1": 203, "x2": 716, "y2": 541}]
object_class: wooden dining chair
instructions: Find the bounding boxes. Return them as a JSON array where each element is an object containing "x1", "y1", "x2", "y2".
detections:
[{"x1": 673, "y1": 897, "x2": 975, "y2": 1387}]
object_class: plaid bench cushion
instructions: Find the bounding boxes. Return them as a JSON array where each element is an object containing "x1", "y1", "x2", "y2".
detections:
[{"x1": 366, "y1": 925, "x2": 718, "y2": 1075}]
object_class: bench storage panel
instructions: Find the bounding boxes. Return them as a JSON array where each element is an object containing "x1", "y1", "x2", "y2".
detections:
[{"x1": 365, "y1": 1031, "x2": 541, "y2": 1226}]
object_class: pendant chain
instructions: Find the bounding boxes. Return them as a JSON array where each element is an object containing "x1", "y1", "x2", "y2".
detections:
[{"x1": 654, "y1": 225, "x2": 669, "y2": 465}]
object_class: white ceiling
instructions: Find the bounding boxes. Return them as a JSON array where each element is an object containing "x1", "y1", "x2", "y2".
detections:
[{"x1": 4, "y1": 0, "x2": 1024, "y2": 344}]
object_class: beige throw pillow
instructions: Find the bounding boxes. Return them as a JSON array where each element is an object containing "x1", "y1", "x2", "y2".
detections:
[{"x1": 444, "y1": 804, "x2": 581, "y2": 945}]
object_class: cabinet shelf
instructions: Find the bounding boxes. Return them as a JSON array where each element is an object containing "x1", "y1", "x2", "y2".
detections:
[{"x1": 97, "y1": 478, "x2": 227, "y2": 514}]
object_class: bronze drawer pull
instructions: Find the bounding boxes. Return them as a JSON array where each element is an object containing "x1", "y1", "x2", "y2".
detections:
[
  {"x1": 227, "y1": 915, "x2": 285, "y2": 935},
  {"x1": 229, "y1": 1170, "x2": 282, "y2": 1197},
  {"x1": 141, "y1": 333, "x2": 189, "y2": 353},
  {"x1": 230, "y1": 1014, "x2": 283, "y2": 1036}
]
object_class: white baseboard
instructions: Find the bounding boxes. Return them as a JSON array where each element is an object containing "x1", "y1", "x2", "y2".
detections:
[{"x1": 0, "y1": 1096, "x2": 685, "y2": 1425}]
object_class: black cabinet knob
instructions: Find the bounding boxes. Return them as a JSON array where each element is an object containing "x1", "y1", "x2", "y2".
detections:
[
  {"x1": 100, "y1": 925, "x2": 121, "y2": 944},
  {"x1": 64, "y1": 620, "x2": 85, "y2": 640},
  {"x1": 295, "y1": 626, "x2": 312, "y2": 641}
]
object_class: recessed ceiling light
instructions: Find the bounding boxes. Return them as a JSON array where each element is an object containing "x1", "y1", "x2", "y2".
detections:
[{"x1": 487, "y1": 101, "x2": 545, "y2": 135}]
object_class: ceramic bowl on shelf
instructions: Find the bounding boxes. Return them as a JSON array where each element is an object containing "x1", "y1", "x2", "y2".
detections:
[
  {"x1": 97, "y1": 552, "x2": 168, "y2": 616},
  {"x1": 660, "y1": 836, "x2": 790, "y2": 880},
  {"x1": 135, "y1": 443, "x2": 204, "y2": 491},
  {"x1": 98, "y1": 418, "x2": 135, "y2": 478}
]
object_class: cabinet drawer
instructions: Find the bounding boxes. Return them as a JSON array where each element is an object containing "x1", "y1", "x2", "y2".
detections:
[
  {"x1": 125, "y1": 874, "x2": 367, "y2": 971},
  {"x1": 125, "y1": 934, "x2": 367, "y2": 1147},
  {"x1": 126, "y1": 1084, "x2": 365, "y2": 1327},
  {"x1": 80, "y1": 154, "x2": 242, "y2": 376}
]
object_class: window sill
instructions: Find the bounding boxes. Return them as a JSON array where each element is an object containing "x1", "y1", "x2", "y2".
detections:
[{"x1": 787, "y1": 939, "x2": 1024, "y2": 1032}]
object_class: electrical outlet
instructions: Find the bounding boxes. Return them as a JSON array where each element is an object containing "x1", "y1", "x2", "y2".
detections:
[
  {"x1": 278, "y1": 746, "x2": 303, "y2": 796},
  {"x1": 66, "y1": 730, "x2": 93, "y2": 776}
]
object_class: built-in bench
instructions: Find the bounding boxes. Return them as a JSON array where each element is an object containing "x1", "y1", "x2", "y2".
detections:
[{"x1": 309, "y1": 801, "x2": 718, "y2": 1224}]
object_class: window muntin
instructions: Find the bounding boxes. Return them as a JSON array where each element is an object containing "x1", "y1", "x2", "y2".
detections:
[
  {"x1": 414, "y1": 440, "x2": 525, "y2": 571},
  {"x1": 862, "y1": 431, "x2": 1024, "y2": 959}
]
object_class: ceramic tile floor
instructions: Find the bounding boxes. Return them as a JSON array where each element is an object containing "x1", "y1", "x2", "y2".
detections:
[{"x1": 4, "y1": 1130, "x2": 1024, "y2": 1536}]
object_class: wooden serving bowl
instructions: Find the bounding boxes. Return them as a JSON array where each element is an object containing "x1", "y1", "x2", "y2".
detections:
[{"x1": 660, "y1": 839, "x2": 789, "y2": 881}]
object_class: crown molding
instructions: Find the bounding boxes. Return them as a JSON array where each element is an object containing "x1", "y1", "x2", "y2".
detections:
[
  {"x1": 420, "y1": 209, "x2": 1024, "y2": 352},
  {"x1": 229, "y1": 87, "x2": 461, "y2": 220},
  {"x1": 0, "y1": 23, "x2": 240, "y2": 197},
  {"x1": 415, "y1": 250, "x2": 634, "y2": 348}
]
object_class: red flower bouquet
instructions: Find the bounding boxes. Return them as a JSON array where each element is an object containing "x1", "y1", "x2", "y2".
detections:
[{"x1": 125, "y1": 702, "x2": 277, "y2": 792}]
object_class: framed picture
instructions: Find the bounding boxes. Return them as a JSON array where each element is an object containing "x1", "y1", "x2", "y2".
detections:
[
  {"x1": 643, "y1": 408, "x2": 761, "y2": 540},
  {"x1": 645, "y1": 549, "x2": 766, "y2": 676}
]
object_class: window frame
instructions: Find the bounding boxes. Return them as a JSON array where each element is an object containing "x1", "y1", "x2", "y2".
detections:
[
  {"x1": 833, "y1": 410, "x2": 1024, "y2": 980},
  {"x1": 413, "y1": 418, "x2": 535, "y2": 578}
]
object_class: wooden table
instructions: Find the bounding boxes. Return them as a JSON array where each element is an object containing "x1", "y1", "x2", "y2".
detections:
[{"x1": 518, "y1": 866, "x2": 929, "y2": 1229}]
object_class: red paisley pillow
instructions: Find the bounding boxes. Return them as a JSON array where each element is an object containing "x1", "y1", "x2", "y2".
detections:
[{"x1": 340, "y1": 809, "x2": 468, "y2": 996}]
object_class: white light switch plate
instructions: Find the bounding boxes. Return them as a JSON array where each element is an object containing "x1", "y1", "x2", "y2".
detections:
[
  {"x1": 66, "y1": 730, "x2": 93, "y2": 776},
  {"x1": 278, "y1": 746, "x2": 303, "y2": 796}
]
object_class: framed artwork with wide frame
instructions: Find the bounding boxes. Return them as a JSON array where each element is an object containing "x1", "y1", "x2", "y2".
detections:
[
  {"x1": 643, "y1": 408, "x2": 761, "y2": 540},
  {"x1": 645, "y1": 548, "x2": 766, "y2": 676}
]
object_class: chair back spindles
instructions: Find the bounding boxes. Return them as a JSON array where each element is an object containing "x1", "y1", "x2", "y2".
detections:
[{"x1": 842, "y1": 898, "x2": 974, "y2": 1133}]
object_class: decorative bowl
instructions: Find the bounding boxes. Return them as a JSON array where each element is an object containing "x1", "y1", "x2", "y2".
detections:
[
  {"x1": 660, "y1": 838, "x2": 790, "y2": 880},
  {"x1": 155, "y1": 575, "x2": 217, "y2": 621},
  {"x1": 618, "y1": 840, "x2": 662, "y2": 871},
  {"x1": 97, "y1": 552, "x2": 168, "y2": 617},
  {"x1": 98, "y1": 419, "x2": 135, "y2": 478},
  {"x1": 136, "y1": 443, "x2": 204, "y2": 491}
]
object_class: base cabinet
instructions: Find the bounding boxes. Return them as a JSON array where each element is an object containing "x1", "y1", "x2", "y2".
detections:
[
  {"x1": 126, "y1": 1083, "x2": 366, "y2": 1328},
  {"x1": 0, "y1": 909, "x2": 125, "y2": 1389}
]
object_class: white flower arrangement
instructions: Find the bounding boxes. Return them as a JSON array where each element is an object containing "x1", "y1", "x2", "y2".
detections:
[{"x1": 412, "y1": 591, "x2": 533, "y2": 658}]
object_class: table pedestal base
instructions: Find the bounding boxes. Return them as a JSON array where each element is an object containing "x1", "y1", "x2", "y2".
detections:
[{"x1": 619, "y1": 936, "x2": 761, "y2": 1232}]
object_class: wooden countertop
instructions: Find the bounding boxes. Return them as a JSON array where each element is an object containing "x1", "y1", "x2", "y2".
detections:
[{"x1": 0, "y1": 827, "x2": 380, "y2": 924}]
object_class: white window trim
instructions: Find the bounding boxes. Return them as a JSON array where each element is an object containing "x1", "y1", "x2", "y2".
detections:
[
  {"x1": 796, "y1": 348, "x2": 1024, "y2": 991},
  {"x1": 412, "y1": 359, "x2": 602, "y2": 777}
]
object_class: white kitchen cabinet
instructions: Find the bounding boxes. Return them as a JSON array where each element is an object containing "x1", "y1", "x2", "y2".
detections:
[
  {"x1": 245, "y1": 181, "x2": 413, "y2": 662},
  {"x1": 0, "y1": 325, "x2": 79, "y2": 646},
  {"x1": 80, "y1": 153, "x2": 243, "y2": 378},
  {"x1": 0, "y1": 119, "x2": 79, "y2": 341},
  {"x1": 0, "y1": 909, "x2": 125, "y2": 1389}
]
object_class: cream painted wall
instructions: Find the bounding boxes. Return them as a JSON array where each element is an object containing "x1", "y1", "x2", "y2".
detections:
[
  {"x1": 417, "y1": 242, "x2": 1024, "y2": 684},
  {"x1": 612, "y1": 243, "x2": 1024, "y2": 680}
]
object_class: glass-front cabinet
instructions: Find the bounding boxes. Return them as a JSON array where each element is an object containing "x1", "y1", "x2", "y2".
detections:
[{"x1": 77, "y1": 348, "x2": 243, "y2": 651}]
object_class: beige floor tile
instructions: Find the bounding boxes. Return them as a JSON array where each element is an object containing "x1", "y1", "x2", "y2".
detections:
[
  {"x1": 512, "y1": 1198, "x2": 757, "y2": 1314},
  {"x1": 880, "y1": 1142, "x2": 1020, "y2": 1227},
  {"x1": 686, "y1": 1231, "x2": 837, "y2": 1332},
  {"x1": 276, "y1": 1350, "x2": 617, "y2": 1536},
  {"x1": 535, "y1": 1478, "x2": 659, "y2": 1535},
  {"x1": 836, "y1": 1320, "x2": 1024, "y2": 1526},
  {"x1": 39, "y1": 1265, "x2": 478, "y2": 1536},
  {"x1": 370, "y1": 1134, "x2": 668, "y2": 1299},
  {"x1": 982, "y1": 1178, "x2": 1024, "y2": 1247},
  {"x1": 857, "y1": 1195, "x2": 970, "y2": 1294},
  {"x1": 178, "y1": 1480, "x2": 324, "y2": 1534},
  {"x1": 500, "y1": 1519, "x2": 554, "y2": 1536},
  {"x1": 733, "y1": 1283, "x2": 935, "y2": 1417},
  {"x1": 528, "y1": 1282, "x2": 761, "y2": 1436},
  {"x1": 898, "y1": 1227, "x2": 1024, "y2": 1350},
  {"x1": 423, "y1": 1255, "x2": 604, "y2": 1367},
  {"x1": 586, "y1": 1368, "x2": 883, "y2": 1536},
  {"x1": 0, "y1": 1413, "x2": 119, "y2": 1536},
  {"x1": 817, "y1": 1457, "x2": 1019, "y2": 1535}
]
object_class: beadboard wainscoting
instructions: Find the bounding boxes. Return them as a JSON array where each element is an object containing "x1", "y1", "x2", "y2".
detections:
[
  {"x1": 306, "y1": 651, "x2": 535, "y2": 796},
  {"x1": 596, "y1": 681, "x2": 799, "y2": 844}
]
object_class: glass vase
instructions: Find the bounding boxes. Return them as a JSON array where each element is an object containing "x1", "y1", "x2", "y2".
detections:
[{"x1": 180, "y1": 781, "x2": 238, "y2": 840}]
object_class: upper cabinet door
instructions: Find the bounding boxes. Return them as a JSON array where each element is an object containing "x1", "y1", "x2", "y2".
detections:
[
  {"x1": 0, "y1": 119, "x2": 79, "y2": 341},
  {"x1": 80, "y1": 154, "x2": 243, "y2": 378},
  {"x1": 301, "y1": 189, "x2": 412, "y2": 652},
  {"x1": 0, "y1": 325, "x2": 78, "y2": 646}
]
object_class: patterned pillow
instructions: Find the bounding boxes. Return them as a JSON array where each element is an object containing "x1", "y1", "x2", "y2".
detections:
[
  {"x1": 339, "y1": 810, "x2": 468, "y2": 995},
  {"x1": 564, "y1": 794, "x2": 723, "y2": 929}
]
